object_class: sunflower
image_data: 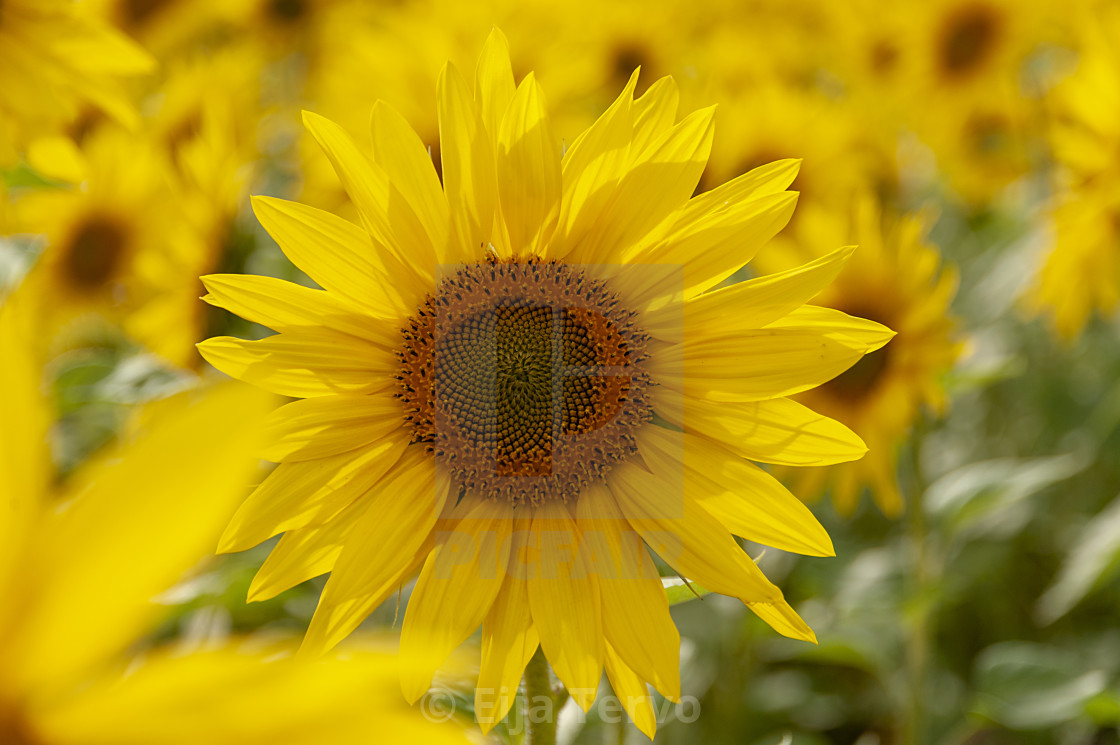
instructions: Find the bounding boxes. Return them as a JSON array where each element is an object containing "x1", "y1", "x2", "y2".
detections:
[
  {"x1": 11, "y1": 125, "x2": 212, "y2": 367},
  {"x1": 1026, "y1": 5, "x2": 1120, "y2": 339},
  {"x1": 756, "y1": 194, "x2": 961, "y2": 516},
  {"x1": 0, "y1": 0, "x2": 153, "y2": 166},
  {"x1": 200, "y1": 30, "x2": 891, "y2": 736},
  {"x1": 0, "y1": 284, "x2": 466, "y2": 745}
]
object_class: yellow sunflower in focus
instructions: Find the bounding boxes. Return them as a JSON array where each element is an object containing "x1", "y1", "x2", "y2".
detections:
[
  {"x1": 0, "y1": 0, "x2": 154, "y2": 166},
  {"x1": 759, "y1": 195, "x2": 962, "y2": 516},
  {"x1": 200, "y1": 30, "x2": 892, "y2": 736}
]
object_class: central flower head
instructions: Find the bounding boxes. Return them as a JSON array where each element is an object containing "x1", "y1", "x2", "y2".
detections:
[
  {"x1": 199, "y1": 27, "x2": 894, "y2": 739},
  {"x1": 398, "y1": 257, "x2": 652, "y2": 505}
]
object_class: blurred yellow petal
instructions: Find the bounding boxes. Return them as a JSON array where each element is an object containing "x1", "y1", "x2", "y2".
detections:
[
  {"x1": 8, "y1": 383, "x2": 275, "y2": 694},
  {"x1": 34, "y1": 640, "x2": 469, "y2": 745}
]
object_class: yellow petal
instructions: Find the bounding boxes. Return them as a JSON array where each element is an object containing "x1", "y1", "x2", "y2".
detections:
[
  {"x1": 604, "y1": 642, "x2": 658, "y2": 740},
  {"x1": 497, "y1": 73, "x2": 562, "y2": 257},
  {"x1": 683, "y1": 395, "x2": 867, "y2": 466},
  {"x1": 667, "y1": 246, "x2": 856, "y2": 338},
  {"x1": 247, "y1": 515, "x2": 352, "y2": 602},
  {"x1": 197, "y1": 332, "x2": 395, "y2": 399},
  {"x1": 748, "y1": 600, "x2": 817, "y2": 643},
  {"x1": 201, "y1": 274, "x2": 398, "y2": 348},
  {"x1": 438, "y1": 61, "x2": 497, "y2": 264},
  {"x1": 553, "y1": 70, "x2": 638, "y2": 262},
  {"x1": 302, "y1": 110, "x2": 436, "y2": 282},
  {"x1": 476, "y1": 548, "x2": 539, "y2": 733},
  {"x1": 9, "y1": 383, "x2": 275, "y2": 694},
  {"x1": 526, "y1": 502, "x2": 604, "y2": 711},
  {"x1": 648, "y1": 328, "x2": 866, "y2": 402},
  {"x1": 220, "y1": 434, "x2": 410, "y2": 554},
  {"x1": 631, "y1": 76, "x2": 680, "y2": 154},
  {"x1": 260, "y1": 393, "x2": 404, "y2": 462},
  {"x1": 302, "y1": 450, "x2": 445, "y2": 657},
  {"x1": 637, "y1": 425, "x2": 834, "y2": 557},
  {"x1": 370, "y1": 100, "x2": 450, "y2": 263},
  {"x1": 0, "y1": 286, "x2": 49, "y2": 598},
  {"x1": 399, "y1": 498, "x2": 514, "y2": 703},
  {"x1": 474, "y1": 27, "x2": 516, "y2": 143},
  {"x1": 766, "y1": 305, "x2": 895, "y2": 351},
  {"x1": 577, "y1": 485, "x2": 681, "y2": 701},
  {"x1": 576, "y1": 105, "x2": 715, "y2": 265},
  {"x1": 251, "y1": 195, "x2": 410, "y2": 319},
  {"x1": 609, "y1": 461, "x2": 782, "y2": 603},
  {"x1": 36, "y1": 640, "x2": 470, "y2": 745}
]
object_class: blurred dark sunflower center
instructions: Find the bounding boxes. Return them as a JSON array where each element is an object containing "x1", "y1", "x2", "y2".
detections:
[
  {"x1": 268, "y1": 0, "x2": 306, "y2": 22},
  {"x1": 396, "y1": 258, "x2": 653, "y2": 505},
  {"x1": 938, "y1": 4, "x2": 1001, "y2": 76},
  {"x1": 121, "y1": 0, "x2": 172, "y2": 27},
  {"x1": 62, "y1": 215, "x2": 129, "y2": 291},
  {"x1": 870, "y1": 40, "x2": 900, "y2": 76}
]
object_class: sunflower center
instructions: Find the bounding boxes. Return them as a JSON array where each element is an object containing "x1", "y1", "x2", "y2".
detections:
[
  {"x1": 62, "y1": 215, "x2": 128, "y2": 291},
  {"x1": 938, "y1": 4, "x2": 1000, "y2": 77},
  {"x1": 870, "y1": 39, "x2": 900, "y2": 76},
  {"x1": 397, "y1": 258, "x2": 653, "y2": 505},
  {"x1": 268, "y1": 0, "x2": 306, "y2": 22},
  {"x1": 122, "y1": 0, "x2": 173, "y2": 26}
]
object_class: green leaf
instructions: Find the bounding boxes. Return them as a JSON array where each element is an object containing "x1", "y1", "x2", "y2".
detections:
[{"x1": 1036, "y1": 493, "x2": 1120, "y2": 624}]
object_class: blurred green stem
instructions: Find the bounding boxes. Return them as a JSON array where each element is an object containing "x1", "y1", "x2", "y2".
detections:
[
  {"x1": 904, "y1": 416, "x2": 932, "y2": 745},
  {"x1": 524, "y1": 647, "x2": 557, "y2": 745}
]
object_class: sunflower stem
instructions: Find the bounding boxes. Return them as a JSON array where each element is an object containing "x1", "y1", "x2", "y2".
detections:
[
  {"x1": 904, "y1": 414, "x2": 933, "y2": 745},
  {"x1": 523, "y1": 647, "x2": 557, "y2": 745}
]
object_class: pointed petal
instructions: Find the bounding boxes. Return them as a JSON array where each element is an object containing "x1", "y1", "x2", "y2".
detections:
[
  {"x1": 684, "y1": 395, "x2": 867, "y2": 466},
  {"x1": 577, "y1": 485, "x2": 680, "y2": 700},
  {"x1": 497, "y1": 73, "x2": 562, "y2": 257},
  {"x1": 250, "y1": 195, "x2": 410, "y2": 319},
  {"x1": 476, "y1": 546, "x2": 539, "y2": 732},
  {"x1": 526, "y1": 502, "x2": 604, "y2": 711},
  {"x1": 302, "y1": 450, "x2": 445, "y2": 657},
  {"x1": 637, "y1": 425, "x2": 834, "y2": 557},
  {"x1": 219, "y1": 434, "x2": 409, "y2": 554},
  {"x1": 604, "y1": 643, "x2": 658, "y2": 739},
  {"x1": 399, "y1": 498, "x2": 514, "y2": 702},
  {"x1": 201, "y1": 273, "x2": 398, "y2": 347},
  {"x1": 438, "y1": 61, "x2": 497, "y2": 264},
  {"x1": 197, "y1": 332, "x2": 395, "y2": 399},
  {"x1": 631, "y1": 76, "x2": 680, "y2": 153},
  {"x1": 475, "y1": 28, "x2": 516, "y2": 142},
  {"x1": 370, "y1": 100, "x2": 450, "y2": 263},
  {"x1": 303, "y1": 111, "x2": 436, "y2": 281},
  {"x1": 766, "y1": 306, "x2": 895, "y2": 351}
]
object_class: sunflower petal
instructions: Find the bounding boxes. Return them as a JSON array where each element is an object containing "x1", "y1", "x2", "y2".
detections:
[
  {"x1": 475, "y1": 27, "x2": 516, "y2": 142},
  {"x1": 302, "y1": 451, "x2": 445, "y2": 657},
  {"x1": 526, "y1": 501, "x2": 604, "y2": 711},
  {"x1": 439, "y1": 61, "x2": 498, "y2": 264},
  {"x1": 197, "y1": 332, "x2": 394, "y2": 398},
  {"x1": 250, "y1": 195, "x2": 409, "y2": 318},
  {"x1": 399, "y1": 498, "x2": 514, "y2": 703},
  {"x1": 260, "y1": 393, "x2": 404, "y2": 462},
  {"x1": 604, "y1": 643, "x2": 658, "y2": 740},
  {"x1": 767, "y1": 305, "x2": 896, "y2": 351},
  {"x1": 497, "y1": 73, "x2": 562, "y2": 257},
  {"x1": 220, "y1": 434, "x2": 409, "y2": 554},
  {"x1": 685, "y1": 396, "x2": 867, "y2": 466}
]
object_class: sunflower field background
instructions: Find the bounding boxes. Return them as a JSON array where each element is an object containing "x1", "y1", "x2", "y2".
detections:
[{"x1": 3, "y1": 1, "x2": 1120, "y2": 744}]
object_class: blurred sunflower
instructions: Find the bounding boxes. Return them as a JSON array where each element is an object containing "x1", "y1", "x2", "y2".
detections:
[
  {"x1": 0, "y1": 0, "x2": 154, "y2": 166},
  {"x1": 11, "y1": 125, "x2": 212, "y2": 367},
  {"x1": 0, "y1": 285, "x2": 466, "y2": 745},
  {"x1": 1027, "y1": 6, "x2": 1120, "y2": 339},
  {"x1": 758, "y1": 195, "x2": 961, "y2": 516},
  {"x1": 200, "y1": 30, "x2": 892, "y2": 736}
]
